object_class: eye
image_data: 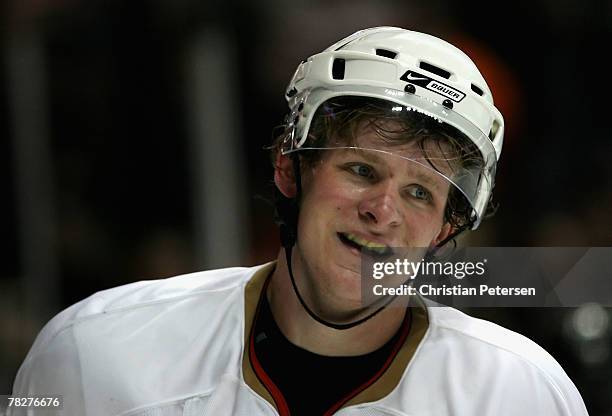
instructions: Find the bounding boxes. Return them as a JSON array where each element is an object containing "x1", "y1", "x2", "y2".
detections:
[
  {"x1": 347, "y1": 163, "x2": 376, "y2": 180},
  {"x1": 405, "y1": 184, "x2": 432, "y2": 202}
]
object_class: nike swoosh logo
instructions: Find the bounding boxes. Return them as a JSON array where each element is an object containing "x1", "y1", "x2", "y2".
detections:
[{"x1": 405, "y1": 74, "x2": 430, "y2": 82}]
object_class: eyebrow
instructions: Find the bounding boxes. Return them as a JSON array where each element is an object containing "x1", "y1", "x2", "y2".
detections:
[{"x1": 344, "y1": 148, "x2": 448, "y2": 190}]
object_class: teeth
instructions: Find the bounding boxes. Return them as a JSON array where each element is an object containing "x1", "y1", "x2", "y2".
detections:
[{"x1": 345, "y1": 233, "x2": 388, "y2": 254}]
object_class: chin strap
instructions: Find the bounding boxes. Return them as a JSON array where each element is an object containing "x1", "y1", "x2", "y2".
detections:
[
  {"x1": 430, "y1": 222, "x2": 472, "y2": 255},
  {"x1": 283, "y1": 242, "x2": 397, "y2": 330}
]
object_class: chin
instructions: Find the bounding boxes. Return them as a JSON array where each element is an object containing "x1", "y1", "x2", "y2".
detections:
[
  {"x1": 317, "y1": 293, "x2": 370, "y2": 323},
  {"x1": 324, "y1": 265, "x2": 364, "y2": 306}
]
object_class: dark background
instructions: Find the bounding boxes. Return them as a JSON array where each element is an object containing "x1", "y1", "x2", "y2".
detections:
[{"x1": 2, "y1": 0, "x2": 611, "y2": 413}]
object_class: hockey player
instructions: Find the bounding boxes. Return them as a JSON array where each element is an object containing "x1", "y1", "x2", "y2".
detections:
[{"x1": 10, "y1": 27, "x2": 588, "y2": 416}]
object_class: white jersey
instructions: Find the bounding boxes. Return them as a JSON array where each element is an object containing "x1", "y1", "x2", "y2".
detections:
[{"x1": 10, "y1": 263, "x2": 589, "y2": 415}]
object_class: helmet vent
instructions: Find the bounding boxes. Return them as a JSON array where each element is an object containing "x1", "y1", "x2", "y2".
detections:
[
  {"x1": 419, "y1": 61, "x2": 451, "y2": 79},
  {"x1": 375, "y1": 49, "x2": 397, "y2": 59},
  {"x1": 332, "y1": 58, "x2": 346, "y2": 80},
  {"x1": 471, "y1": 84, "x2": 484, "y2": 96}
]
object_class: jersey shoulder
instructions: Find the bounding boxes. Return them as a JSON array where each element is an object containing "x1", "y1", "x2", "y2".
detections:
[
  {"x1": 422, "y1": 304, "x2": 588, "y2": 414},
  {"x1": 427, "y1": 305, "x2": 562, "y2": 373},
  {"x1": 11, "y1": 263, "x2": 272, "y2": 414},
  {"x1": 28, "y1": 263, "x2": 269, "y2": 360}
]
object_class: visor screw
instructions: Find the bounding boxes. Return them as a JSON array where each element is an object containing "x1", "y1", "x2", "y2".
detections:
[
  {"x1": 442, "y1": 99, "x2": 454, "y2": 109},
  {"x1": 404, "y1": 84, "x2": 416, "y2": 94}
]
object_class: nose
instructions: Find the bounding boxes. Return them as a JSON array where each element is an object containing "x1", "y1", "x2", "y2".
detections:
[{"x1": 358, "y1": 183, "x2": 403, "y2": 230}]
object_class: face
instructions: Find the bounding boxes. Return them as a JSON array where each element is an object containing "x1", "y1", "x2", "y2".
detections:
[{"x1": 275, "y1": 123, "x2": 454, "y2": 319}]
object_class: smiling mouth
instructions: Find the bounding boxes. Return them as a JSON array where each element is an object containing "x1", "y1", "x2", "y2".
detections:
[{"x1": 338, "y1": 233, "x2": 394, "y2": 257}]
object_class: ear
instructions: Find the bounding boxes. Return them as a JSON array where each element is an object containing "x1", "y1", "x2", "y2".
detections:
[
  {"x1": 432, "y1": 223, "x2": 454, "y2": 247},
  {"x1": 274, "y1": 152, "x2": 297, "y2": 198}
]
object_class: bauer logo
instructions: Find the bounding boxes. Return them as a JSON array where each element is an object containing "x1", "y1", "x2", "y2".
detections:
[{"x1": 400, "y1": 70, "x2": 466, "y2": 102}]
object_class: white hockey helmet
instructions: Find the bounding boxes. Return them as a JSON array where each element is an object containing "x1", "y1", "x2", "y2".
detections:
[{"x1": 281, "y1": 27, "x2": 504, "y2": 229}]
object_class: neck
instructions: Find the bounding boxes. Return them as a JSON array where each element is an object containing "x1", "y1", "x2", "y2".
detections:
[{"x1": 267, "y1": 248, "x2": 407, "y2": 357}]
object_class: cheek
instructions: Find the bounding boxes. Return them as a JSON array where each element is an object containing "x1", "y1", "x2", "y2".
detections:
[
  {"x1": 319, "y1": 188, "x2": 361, "y2": 218},
  {"x1": 397, "y1": 208, "x2": 445, "y2": 246},
  {"x1": 304, "y1": 172, "x2": 361, "y2": 212},
  {"x1": 297, "y1": 184, "x2": 360, "y2": 243}
]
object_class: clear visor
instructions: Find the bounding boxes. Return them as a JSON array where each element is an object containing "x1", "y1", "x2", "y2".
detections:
[{"x1": 281, "y1": 96, "x2": 497, "y2": 219}]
